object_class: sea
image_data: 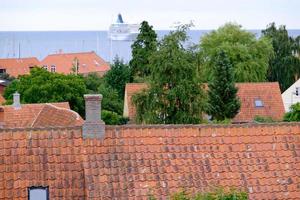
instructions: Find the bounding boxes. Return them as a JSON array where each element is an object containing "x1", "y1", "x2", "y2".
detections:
[{"x1": 0, "y1": 30, "x2": 299, "y2": 63}]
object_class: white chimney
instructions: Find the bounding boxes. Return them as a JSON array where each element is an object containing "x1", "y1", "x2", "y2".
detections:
[
  {"x1": 82, "y1": 94, "x2": 105, "y2": 138},
  {"x1": 13, "y1": 92, "x2": 21, "y2": 110}
]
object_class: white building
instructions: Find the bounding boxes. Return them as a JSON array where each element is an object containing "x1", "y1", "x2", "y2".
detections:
[{"x1": 282, "y1": 79, "x2": 300, "y2": 112}]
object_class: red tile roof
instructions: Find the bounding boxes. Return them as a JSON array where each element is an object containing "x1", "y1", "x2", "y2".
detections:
[
  {"x1": 0, "y1": 57, "x2": 40, "y2": 77},
  {"x1": 40, "y1": 51, "x2": 110, "y2": 75},
  {"x1": 0, "y1": 102, "x2": 83, "y2": 128},
  {"x1": 124, "y1": 82, "x2": 285, "y2": 123},
  {"x1": 234, "y1": 82, "x2": 285, "y2": 122},
  {"x1": 0, "y1": 123, "x2": 299, "y2": 199}
]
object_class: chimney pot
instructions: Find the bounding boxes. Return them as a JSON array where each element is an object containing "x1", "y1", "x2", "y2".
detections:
[
  {"x1": 82, "y1": 94, "x2": 105, "y2": 139},
  {"x1": 13, "y1": 92, "x2": 21, "y2": 110}
]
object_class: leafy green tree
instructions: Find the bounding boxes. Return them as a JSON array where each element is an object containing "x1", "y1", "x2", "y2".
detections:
[
  {"x1": 83, "y1": 73, "x2": 123, "y2": 115},
  {"x1": 262, "y1": 23, "x2": 300, "y2": 91},
  {"x1": 284, "y1": 103, "x2": 300, "y2": 122},
  {"x1": 133, "y1": 25, "x2": 206, "y2": 124},
  {"x1": 4, "y1": 68, "x2": 86, "y2": 116},
  {"x1": 200, "y1": 23, "x2": 273, "y2": 82},
  {"x1": 101, "y1": 110, "x2": 128, "y2": 125},
  {"x1": 105, "y1": 56, "x2": 131, "y2": 98},
  {"x1": 130, "y1": 21, "x2": 157, "y2": 81},
  {"x1": 206, "y1": 50, "x2": 240, "y2": 121}
]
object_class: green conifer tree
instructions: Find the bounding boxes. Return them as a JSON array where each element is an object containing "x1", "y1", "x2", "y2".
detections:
[
  {"x1": 207, "y1": 50, "x2": 240, "y2": 121},
  {"x1": 129, "y1": 21, "x2": 157, "y2": 81}
]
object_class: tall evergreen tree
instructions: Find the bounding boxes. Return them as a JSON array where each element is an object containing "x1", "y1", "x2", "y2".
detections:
[
  {"x1": 207, "y1": 50, "x2": 240, "y2": 121},
  {"x1": 129, "y1": 21, "x2": 157, "y2": 81},
  {"x1": 105, "y1": 56, "x2": 131, "y2": 98},
  {"x1": 132, "y1": 25, "x2": 206, "y2": 124},
  {"x1": 262, "y1": 23, "x2": 300, "y2": 91}
]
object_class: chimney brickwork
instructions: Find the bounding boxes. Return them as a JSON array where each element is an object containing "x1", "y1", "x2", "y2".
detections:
[
  {"x1": 82, "y1": 94, "x2": 105, "y2": 139},
  {"x1": 13, "y1": 92, "x2": 21, "y2": 110}
]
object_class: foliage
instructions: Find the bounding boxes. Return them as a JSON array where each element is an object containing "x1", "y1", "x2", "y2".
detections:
[
  {"x1": 284, "y1": 103, "x2": 300, "y2": 122},
  {"x1": 83, "y1": 73, "x2": 125, "y2": 124},
  {"x1": 101, "y1": 110, "x2": 128, "y2": 125},
  {"x1": 200, "y1": 23, "x2": 273, "y2": 82},
  {"x1": 83, "y1": 72, "x2": 105, "y2": 93},
  {"x1": 206, "y1": 50, "x2": 240, "y2": 121},
  {"x1": 97, "y1": 84, "x2": 123, "y2": 115},
  {"x1": 261, "y1": 23, "x2": 300, "y2": 91},
  {"x1": 148, "y1": 188, "x2": 248, "y2": 200},
  {"x1": 133, "y1": 24, "x2": 206, "y2": 124},
  {"x1": 83, "y1": 73, "x2": 124, "y2": 115},
  {"x1": 105, "y1": 56, "x2": 131, "y2": 98},
  {"x1": 254, "y1": 115, "x2": 275, "y2": 123},
  {"x1": 4, "y1": 68, "x2": 86, "y2": 116},
  {"x1": 130, "y1": 21, "x2": 157, "y2": 81}
]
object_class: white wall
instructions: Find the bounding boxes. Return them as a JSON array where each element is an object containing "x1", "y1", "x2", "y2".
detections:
[{"x1": 282, "y1": 79, "x2": 300, "y2": 112}]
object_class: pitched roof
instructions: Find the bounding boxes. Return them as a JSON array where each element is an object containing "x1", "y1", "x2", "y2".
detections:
[
  {"x1": 40, "y1": 51, "x2": 110, "y2": 75},
  {"x1": 0, "y1": 123, "x2": 299, "y2": 199},
  {"x1": 0, "y1": 102, "x2": 83, "y2": 128},
  {"x1": 124, "y1": 82, "x2": 285, "y2": 123},
  {"x1": 0, "y1": 57, "x2": 40, "y2": 77}
]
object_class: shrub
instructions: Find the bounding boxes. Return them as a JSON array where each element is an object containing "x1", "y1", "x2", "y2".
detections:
[
  {"x1": 101, "y1": 110, "x2": 128, "y2": 125},
  {"x1": 254, "y1": 115, "x2": 275, "y2": 123},
  {"x1": 284, "y1": 103, "x2": 300, "y2": 122}
]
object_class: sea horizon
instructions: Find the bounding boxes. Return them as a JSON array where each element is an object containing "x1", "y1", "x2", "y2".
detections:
[{"x1": 1, "y1": 29, "x2": 299, "y2": 62}]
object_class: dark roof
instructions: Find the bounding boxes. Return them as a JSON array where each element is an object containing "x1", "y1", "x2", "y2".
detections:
[
  {"x1": 0, "y1": 79, "x2": 11, "y2": 87},
  {"x1": 0, "y1": 123, "x2": 299, "y2": 199}
]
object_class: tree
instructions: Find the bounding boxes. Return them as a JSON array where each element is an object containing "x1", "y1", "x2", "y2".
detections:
[
  {"x1": 83, "y1": 73, "x2": 123, "y2": 115},
  {"x1": 284, "y1": 103, "x2": 300, "y2": 122},
  {"x1": 105, "y1": 56, "x2": 131, "y2": 98},
  {"x1": 130, "y1": 21, "x2": 157, "y2": 81},
  {"x1": 132, "y1": 25, "x2": 206, "y2": 124},
  {"x1": 206, "y1": 50, "x2": 240, "y2": 121},
  {"x1": 200, "y1": 23, "x2": 273, "y2": 82},
  {"x1": 262, "y1": 23, "x2": 300, "y2": 91},
  {"x1": 4, "y1": 68, "x2": 86, "y2": 116}
]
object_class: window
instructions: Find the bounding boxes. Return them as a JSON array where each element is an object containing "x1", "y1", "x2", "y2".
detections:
[
  {"x1": 0, "y1": 68, "x2": 6, "y2": 74},
  {"x1": 28, "y1": 186, "x2": 49, "y2": 200},
  {"x1": 254, "y1": 99, "x2": 264, "y2": 107},
  {"x1": 42, "y1": 65, "x2": 48, "y2": 71},
  {"x1": 50, "y1": 65, "x2": 56, "y2": 73}
]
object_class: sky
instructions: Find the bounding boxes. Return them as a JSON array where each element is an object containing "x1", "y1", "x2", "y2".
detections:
[{"x1": 0, "y1": 0, "x2": 299, "y2": 31}]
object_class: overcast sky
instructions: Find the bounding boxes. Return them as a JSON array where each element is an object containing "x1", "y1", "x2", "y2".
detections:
[{"x1": 0, "y1": 0, "x2": 299, "y2": 31}]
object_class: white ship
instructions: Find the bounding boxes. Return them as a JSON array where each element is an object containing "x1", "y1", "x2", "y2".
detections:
[{"x1": 108, "y1": 14, "x2": 140, "y2": 41}]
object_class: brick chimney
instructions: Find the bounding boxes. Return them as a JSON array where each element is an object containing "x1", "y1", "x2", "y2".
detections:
[
  {"x1": 13, "y1": 92, "x2": 21, "y2": 110},
  {"x1": 82, "y1": 94, "x2": 105, "y2": 139},
  {"x1": 0, "y1": 107, "x2": 4, "y2": 127}
]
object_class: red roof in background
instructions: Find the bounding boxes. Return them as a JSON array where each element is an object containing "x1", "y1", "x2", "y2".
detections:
[
  {"x1": 124, "y1": 82, "x2": 285, "y2": 122},
  {"x1": 124, "y1": 83, "x2": 148, "y2": 120},
  {"x1": 40, "y1": 51, "x2": 110, "y2": 75},
  {"x1": 0, "y1": 123, "x2": 299, "y2": 199},
  {"x1": 234, "y1": 82, "x2": 285, "y2": 122},
  {"x1": 0, "y1": 102, "x2": 83, "y2": 128},
  {"x1": 0, "y1": 57, "x2": 40, "y2": 77}
]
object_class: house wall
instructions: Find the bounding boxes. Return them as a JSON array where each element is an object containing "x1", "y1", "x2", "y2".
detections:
[
  {"x1": 0, "y1": 123, "x2": 299, "y2": 199},
  {"x1": 282, "y1": 79, "x2": 300, "y2": 112}
]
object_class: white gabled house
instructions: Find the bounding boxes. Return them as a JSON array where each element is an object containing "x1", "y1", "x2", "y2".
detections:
[{"x1": 282, "y1": 79, "x2": 300, "y2": 112}]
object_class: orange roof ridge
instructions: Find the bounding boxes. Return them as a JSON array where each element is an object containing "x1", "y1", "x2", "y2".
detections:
[
  {"x1": 46, "y1": 103, "x2": 81, "y2": 120},
  {"x1": 46, "y1": 51, "x2": 95, "y2": 57},
  {"x1": 30, "y1": 104, "x2": 46, "y2": 128}
]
